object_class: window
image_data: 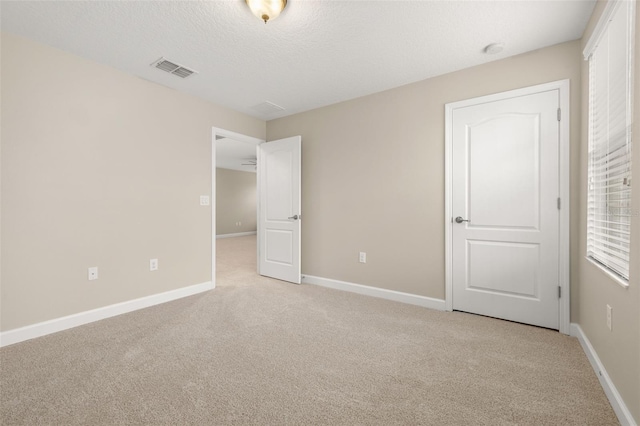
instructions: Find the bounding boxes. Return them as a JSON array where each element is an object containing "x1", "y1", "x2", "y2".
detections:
[{"x1": 585, "y1": 0, "x2": 635, "y2": 283}]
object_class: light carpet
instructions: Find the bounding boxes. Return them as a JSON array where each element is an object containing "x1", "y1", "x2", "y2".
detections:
[{"x1": 0, "y1": 235, "x2": 617, "y2": 425}]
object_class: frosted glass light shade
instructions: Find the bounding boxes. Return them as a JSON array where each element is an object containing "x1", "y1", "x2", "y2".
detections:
[{"x1": 246, "y1": 0, "x2": 287, "y2": 23}]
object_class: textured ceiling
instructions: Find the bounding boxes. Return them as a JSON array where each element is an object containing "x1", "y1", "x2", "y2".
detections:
[
  {"x1": 1, "y1": 1, "x2": 596, "y2": 120},
  {"x1": 216, "y1": 138, "x2": 258, "y2": 173}
]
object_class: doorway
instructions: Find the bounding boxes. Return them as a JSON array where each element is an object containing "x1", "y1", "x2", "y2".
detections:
[
  {"x1": 211, "y1": 128, "x2": 302, "y2": 288},
  {"x1": 444, "y1": 80, "x2": 570, "y2": 334},
  {"x1": 212, "y1": 128, "x2": 263, "y2": 288},
  {"x1": 215, "y1": 137, "x2": 259, "y2": 238}
]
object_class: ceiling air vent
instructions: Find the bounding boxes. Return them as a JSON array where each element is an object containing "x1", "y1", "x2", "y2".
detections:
[{"x1": 151, "y1": 57, "x2": 197, "y2": 79}]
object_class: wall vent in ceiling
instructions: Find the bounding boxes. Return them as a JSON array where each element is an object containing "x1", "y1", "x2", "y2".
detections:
[
  {"x1": 251, "y1": 101, "x2": 285, "y2": 115},
  {"x1": 151, "y1": 57, "x2": 197, "y2": 79}
]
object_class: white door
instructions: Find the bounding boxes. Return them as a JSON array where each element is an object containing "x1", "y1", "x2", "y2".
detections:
[
  {"x1": 258, "y1": 136, "x2": 301, "y2": 284},
  {"x1": 451, "y1": 90, "x2": 560, "y2": 329}
]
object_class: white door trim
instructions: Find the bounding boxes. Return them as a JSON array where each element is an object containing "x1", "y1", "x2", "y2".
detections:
[
  {"x1": 211, "y1": 127, "x2": 265, "y2": 288},
  {"x1": 444, "y1": 80, "x2": 571, "y2": 334}
]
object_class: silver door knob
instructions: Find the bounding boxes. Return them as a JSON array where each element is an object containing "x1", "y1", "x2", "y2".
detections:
[
  {"x1": 288, "y1": 215, "x2": 299, "y2": 220},
  {"x1": 455, "y1": 216, "x2": 469, "y2": 223}
]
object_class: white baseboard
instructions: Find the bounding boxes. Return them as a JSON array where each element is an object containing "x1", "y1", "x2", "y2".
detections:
[
  {"x1": 302, "y1": 275, "x2": 446, "y2": 311},
  {"x1": 216, "y1": 231, "x2": 257, "y2": 239},
  {"x1": 570, "y1": 323, "x2": 637, "y2": 426},
  {"x1": 0, "y1": 281, "x2": 213, "y2": 348}
]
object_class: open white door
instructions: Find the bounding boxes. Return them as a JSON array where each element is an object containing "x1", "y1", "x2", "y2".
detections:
[{"x1": 258, "y1": 136, "x2": 301, "y2": 284}]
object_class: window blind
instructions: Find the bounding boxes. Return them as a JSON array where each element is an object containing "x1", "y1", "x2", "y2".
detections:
[{"x1": 586, "y1": 0, "x2": 635, "y2": 281}]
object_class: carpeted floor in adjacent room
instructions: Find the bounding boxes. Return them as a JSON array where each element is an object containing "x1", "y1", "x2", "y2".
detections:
[{"x1": 0, "y1": 235, "x2": 617, "y2": 425}]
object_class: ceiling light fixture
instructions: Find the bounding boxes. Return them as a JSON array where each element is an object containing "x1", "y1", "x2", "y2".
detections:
[{"x1": 246, "y1": 0, "x2": 287, "y2": 24}]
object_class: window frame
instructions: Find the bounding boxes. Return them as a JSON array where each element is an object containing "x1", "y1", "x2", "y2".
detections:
[{"x1": 584, "y1": 0, "x2": 635, "y2": 287}]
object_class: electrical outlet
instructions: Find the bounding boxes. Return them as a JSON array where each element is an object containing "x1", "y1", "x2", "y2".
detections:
[
  {"x1": 359, "y1": 252, "x2": 366, "y2": 263},
  {"x1": 200, "y1": 195, "x2": 210, "y2": 206},
  {"x1": 150, "y1": 258, "x2": 158, "y2": 271},
  {"x1": 606, "y1": 304, "x2": 612, "y2": 331},
  {"x1": 88, "y1": 267, "x2": 98, "y2": 281}
]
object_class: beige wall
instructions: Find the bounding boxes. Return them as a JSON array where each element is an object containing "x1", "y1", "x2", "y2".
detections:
[
  {"x1": 578, "y1": 1, "x2": 640, "y2": 421},
  {"x1": 268, "y1": 41, "x2": 582, "y2": 304},
  {"x1": 216, "y1": 168, "x2": 256, "y2": 235},
  {"x1": 0, "y1": 33, "x2": 265, "y2": 331}
]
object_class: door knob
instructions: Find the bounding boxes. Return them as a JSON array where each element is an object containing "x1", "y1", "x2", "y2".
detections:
[
  {"x1": 288, "y1": 215, "x2": 299, "y2": 220},
  {"x1": 455, "y1": 216, "x2": 469, "y2": 223}
]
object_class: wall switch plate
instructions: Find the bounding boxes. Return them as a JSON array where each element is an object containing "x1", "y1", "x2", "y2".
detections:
[
  {"x1": 150, "y1": 258, "x2": 158, "y2": 271},
  {"x1": 200, "y1": 195, "x2": 210, "y2": 206},
  {"x1": 359, "y1": 252, "x2": 366, "y2": 263},
  {"x1": 88, "y1": 267, "x2": 98, "y2": 281},
  {"x1": 606, "y1": 304, "x2": 612, "y2": 331}
]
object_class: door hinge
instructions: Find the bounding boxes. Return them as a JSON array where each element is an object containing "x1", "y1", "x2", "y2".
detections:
[
  {"x1": 558, "y1": 286, "x2": 562, "y2": 298},
  {"x1": 557, "y1": 197, "x2": 561, "y2": 210},
  {"x1": 557, "y1": 108, "x2": 561, "y2": 121}
]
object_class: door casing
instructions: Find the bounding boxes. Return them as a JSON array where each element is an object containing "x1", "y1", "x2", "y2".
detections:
[
  {"x1": 444, "y1": 80, "x2": 571, "y2": 335},
  {"x1": 211, "y1": 127, "x2": 265, "y2": 288}
]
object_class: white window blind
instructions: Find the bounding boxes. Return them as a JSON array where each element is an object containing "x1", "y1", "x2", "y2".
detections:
[{"x1": 585, "y1": 0, "x2": 635, "y2": 281}]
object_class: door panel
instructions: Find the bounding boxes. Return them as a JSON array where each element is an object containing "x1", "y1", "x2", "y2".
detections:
[
  {"x1": 467, "y1": 240, "x2": 539, "y2": 298},
  {"x1": 468, "y1": 114, "x2": 540, "y2": 229},
  {"x1": 258, "y1": 136, "x2": 301, "y2": 284},
  {"x1": 265, "y1": 150, "x2": 294, "y2": 220},
  {"x1": 452, "y1": 90, "x2": 559, "y2": 329},
  {"x1": 265, "y1": 229, "x2": 294, "y2": 264}
]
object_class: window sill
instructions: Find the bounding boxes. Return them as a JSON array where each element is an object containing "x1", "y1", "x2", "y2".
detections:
[{"x1": 585, "y1": 257, "x2": 630, "y2": 289}]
